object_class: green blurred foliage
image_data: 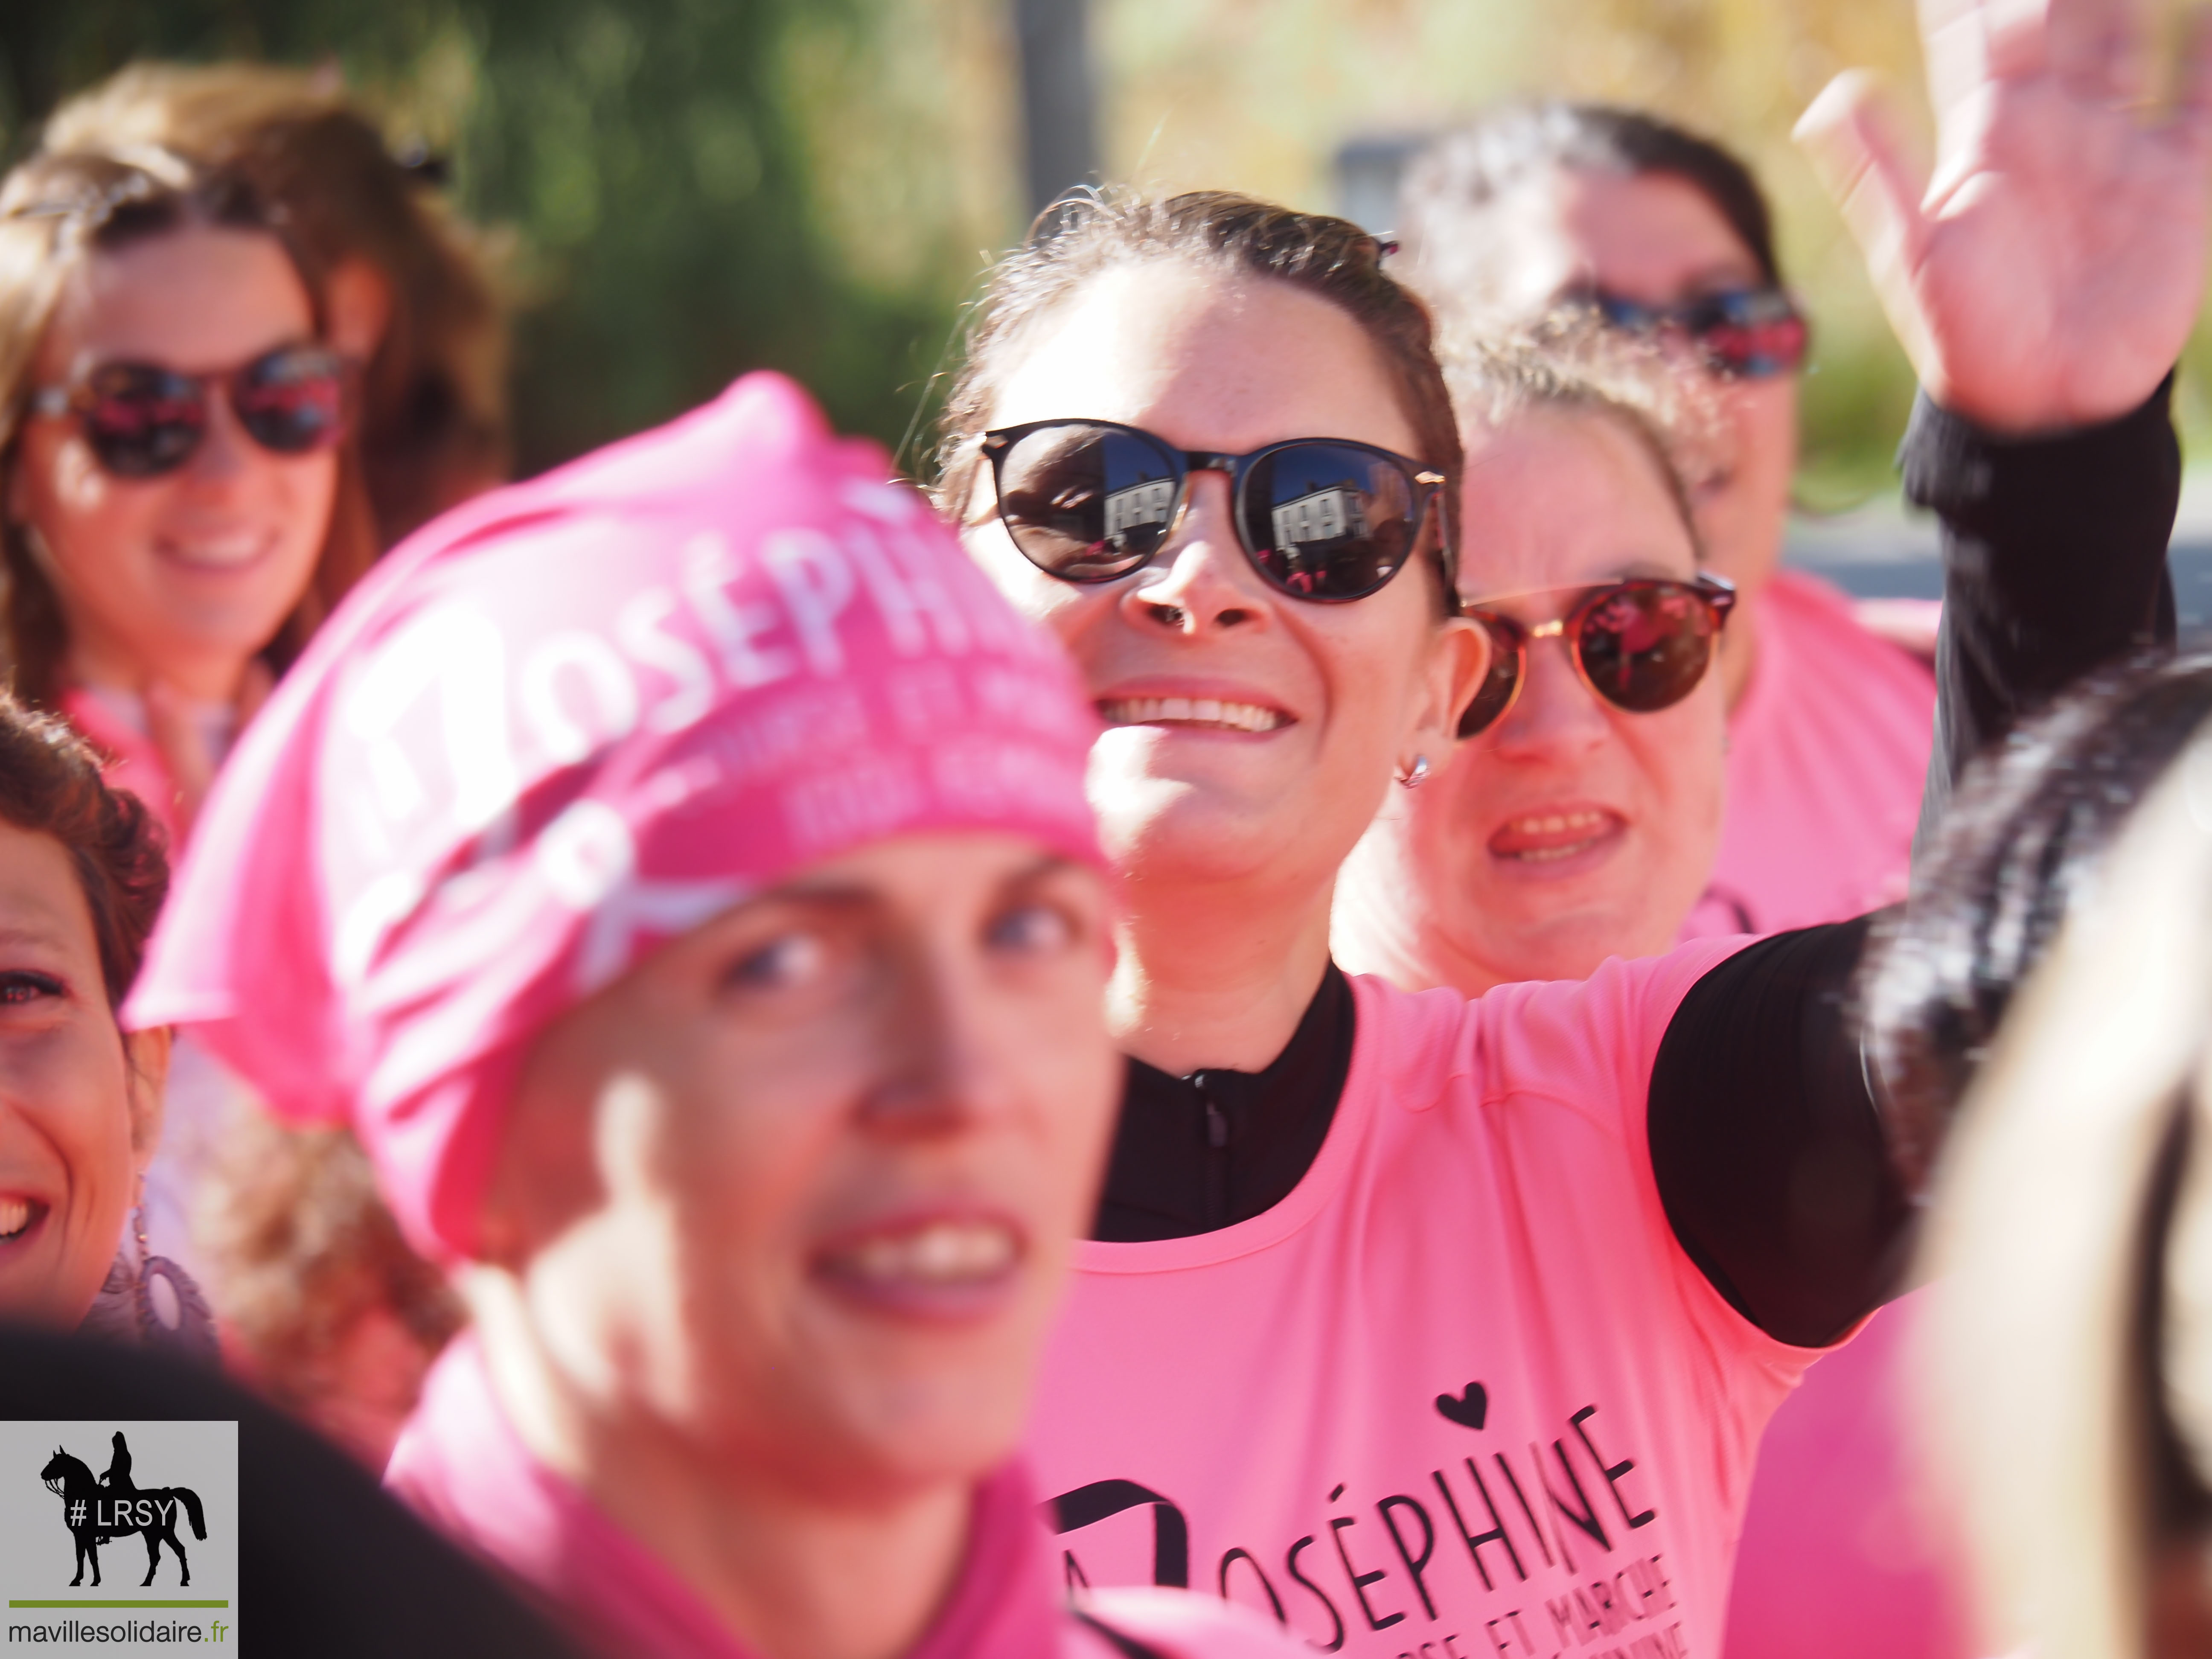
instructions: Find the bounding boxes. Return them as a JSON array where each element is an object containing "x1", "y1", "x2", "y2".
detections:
[
  {"x1": 0, "y1": 0, "x2": 1022, "y2": 477},
  {"x1": 1095, "y1": 0, "x2": 2212, "y2": 503},
  {"x1": 15, "y1": 0, "x2": 2207, "y2": 499}
]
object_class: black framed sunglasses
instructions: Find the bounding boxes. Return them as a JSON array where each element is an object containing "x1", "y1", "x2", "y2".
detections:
[
  {"x1": 1586, "y1": 286, "x2": 1809, "y2": 380},
  {"x1": 27, "y1": 342, "x2": 349, "y2": 480},
  {"x1": 979, "y1": 419, "x2": 1454, "y2": 603},
  {"x1": 1457, "y1": 574, "x2": 1737, "y2": 739}
]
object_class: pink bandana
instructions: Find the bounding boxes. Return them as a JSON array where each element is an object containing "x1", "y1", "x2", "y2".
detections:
[{"x1": 126, "y1": 373, "x2": 1103, "y2": 1259}]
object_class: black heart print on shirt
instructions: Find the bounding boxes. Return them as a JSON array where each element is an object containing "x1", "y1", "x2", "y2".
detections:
[{"x1": 1435, "y1": 1382, "x2": 1488, "y2": 1430}]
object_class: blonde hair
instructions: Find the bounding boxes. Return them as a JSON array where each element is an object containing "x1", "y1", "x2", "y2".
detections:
[
  {"x1": 1918, "y1": 719, "x2": 2212, "y2": 1657},
  {"x1": 41, "y1": 61, "x2": 509, "y2": 545},
  {"x1": 1437, "y1": 316, "x2": 1712, "y2": 576}
]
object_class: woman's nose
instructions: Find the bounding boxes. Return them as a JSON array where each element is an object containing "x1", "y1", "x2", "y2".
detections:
[
  {"x1": 178, "y1": 391, "x2": 255, "y2": 487},
  {"x1": 1120, "y1": 471, "x2": 1266, "y2": 634},
  {"x1": 859, "y1": 952, "x2": 1017, "y2": 1137},
  {"x1": 1487, "y1": 633, "x2": 1611, "y2": 760}
]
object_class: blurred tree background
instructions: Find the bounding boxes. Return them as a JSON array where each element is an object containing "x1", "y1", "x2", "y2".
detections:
[
  {"x1": 1094, "y1": 0, "x2": 2211, "y2": 500},
  {"x1": 6, "y1": 0, "x2": 2205, "y2": 496},
  {"x1": 0, "y1": 0, "x2": 1022, "y2": 477}
]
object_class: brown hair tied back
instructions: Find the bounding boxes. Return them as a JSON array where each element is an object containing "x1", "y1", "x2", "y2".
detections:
[
  {"x1": 933, "y1": 189, "x2": 1464, "y2": 606},
  {"x1": 0, "y1": 689, "x2": 168, "y2": 1012}
]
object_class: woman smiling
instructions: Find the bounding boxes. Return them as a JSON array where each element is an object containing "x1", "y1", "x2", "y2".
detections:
[
  {"x1": 128, "y1": 372, "x2": 1300, "y2": 1659},
  {"x1": 0, "y1": 691, "x2": 205, "y2": 1347},
  {"x1": 932, "y1": 0, "x2": 2206, "y2": 1643}
]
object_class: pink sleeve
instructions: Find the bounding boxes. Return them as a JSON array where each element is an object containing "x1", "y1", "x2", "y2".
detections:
[{"x1": 1469, "y1": 938, "x2": 1810, "y2": 1363}]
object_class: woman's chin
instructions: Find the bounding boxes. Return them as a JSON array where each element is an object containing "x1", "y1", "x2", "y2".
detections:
[
  {"x1": 794, "y1": 1364, "x2": 1034, "y2": 1494},
  {"x1": 0, "y1": 1240, "x2": 100, "y2": 1331},
  {"x1": 1094, "y1": 773, "x2": 1364, "y2": 890},
  {"x1": 1454, "y1": 889, "x2": 1678, "y2": 986}
]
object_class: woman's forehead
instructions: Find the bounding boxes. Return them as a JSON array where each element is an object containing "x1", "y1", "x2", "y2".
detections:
[
  {"x1": 1551, "y1": 168, "x2": 1762, "y2": 302},
  {"x1": 0, "y1": 820, "x2": 97, "y2": 966},
  {"x1": 1456, "y1": 408, "x2": 1696, "y2": 596},
  {"x1": 42, "y1": 225, "x2": 311, "y2": 378},
  {"x1": 985, "y1": 260, "x2": 1417, "y2": 457}
]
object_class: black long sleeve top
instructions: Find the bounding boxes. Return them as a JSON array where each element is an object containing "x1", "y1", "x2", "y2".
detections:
[{"x1": 1094, "y1": 380, "x2": 2181, "y2": 1347}]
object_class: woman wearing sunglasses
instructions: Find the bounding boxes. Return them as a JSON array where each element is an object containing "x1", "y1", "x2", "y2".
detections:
[
  {"x1": 128, "y1": 370, "x2": 1297, "y2": 1659},
  {"x1": 45, "y1": 60, "x2": 512, "y2": 548},
  {"x1": 0, "y1": 140, "x2": 375, "y2": 1305},
  {"x1": 1323, "y1": 330, "x2": 1962, "y2": 1659},
  {"x1": 0, "y1": 145, "x2": 373, "y2": 850},
  {"x1": 935, "y1": 0, "x2": 2199, "y2": 1645},
  {"x1": 1397, "y1": 104, "x2": 1934, "y2": 943},
  {"x1": 1331, "y1": 331, "x2": 1740, "y2": 992},
  {"x1": 1386, "y1": 70, "x2": 2199, "y2": 1656}
]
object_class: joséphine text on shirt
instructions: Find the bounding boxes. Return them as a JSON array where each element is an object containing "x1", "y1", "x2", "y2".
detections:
[{"x1": 1026, "y1": 954, "x2": 1814, "y2": 1659}]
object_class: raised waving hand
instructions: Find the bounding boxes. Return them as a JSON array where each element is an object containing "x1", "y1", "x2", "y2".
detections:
[{"x1": 1798, "y1": 0, "x2": 2212, "y2": 431}]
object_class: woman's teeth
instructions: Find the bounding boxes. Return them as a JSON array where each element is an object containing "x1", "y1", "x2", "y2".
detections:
[
  {"x1": 835, "y1": 1220, "x2": 1019, "y2": 1285},
  {"x1": 1495, "y1": 810, "x2": 1615, "y2": 862},
  {"x1": 161, "y1": 532, "x2": 269, "y2": 570},
  {"x1": 0, "y1": 1196, "x2": 33, "y2": 1240},
  {"x1": 1099, "y1": 696, "x2": 1285, "y2": 733}
]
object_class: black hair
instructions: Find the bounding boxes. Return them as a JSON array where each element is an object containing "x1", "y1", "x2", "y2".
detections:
[
  {"x1": 1396, "y1": 103, "x2": 1782, "y2": 316},
  {"x1": 1865, "y1": 652, "x2": 2212, "y2": 1190}
]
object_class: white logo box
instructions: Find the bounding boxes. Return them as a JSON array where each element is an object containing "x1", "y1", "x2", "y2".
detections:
[{"x1": 0, "y1": 1420, "x2": 238, "y2": 1653}]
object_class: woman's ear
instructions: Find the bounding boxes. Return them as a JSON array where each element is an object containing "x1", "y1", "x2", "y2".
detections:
[
  {"x1": 324, "y1": 257, "x2": 394, "y2": 364},
  {"x1": 122, "y1": 1026, "x2": 171, "y2": 1177},
  {"x1": 1415, "y1": 615, "x2": 1492, "y2": 752}
]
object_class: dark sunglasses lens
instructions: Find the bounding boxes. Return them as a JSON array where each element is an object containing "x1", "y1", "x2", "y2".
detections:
[
  {"x1": 1693, "y1": 293, "x2": 1807, "y2": 378},
  {"x1": 1240, "y1": 444, "x2": 1417, "y2": 600},
  {"x1": 81, "y1": 365, "x2": 205, "y2": 478},
  {"x1": 235, "y1": 348, "x2": 346, "y2": 454},
  {"x1": 1593, "y1": 292, "x2": 1660, "y2": 332},
  {"x1": 1574, "y1": 582, "x2": 1720, "y2": 712},
  {"x1": 993, "y1": 423, "x2": 1176, "y2": 582}
]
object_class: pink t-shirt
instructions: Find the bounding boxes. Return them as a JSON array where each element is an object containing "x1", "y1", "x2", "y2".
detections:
[
  {"x1": 59, "y1": 685, "x2": 189, "y2": 850},
  {"x1": 387, "y1": 1335, "x2": 1301, "y2": 1659},
  {"x1": 1028, "y1": 952, "x2": 1817, "y2": 1659},
  {"x1": 1683, "y1": 569, "x2": 1935, "y2": 938},
  {"x1": 1719, "y1": 1293, "x2": 1971, "y2": 1659},
  {"x1": 1672, "y1": 574, "x2": 1959, "y2": 1659}
]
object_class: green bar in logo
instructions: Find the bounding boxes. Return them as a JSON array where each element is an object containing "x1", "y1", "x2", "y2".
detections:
[{"x1": 8, "y1": 1599, "x2": 230, "y2": 1608}]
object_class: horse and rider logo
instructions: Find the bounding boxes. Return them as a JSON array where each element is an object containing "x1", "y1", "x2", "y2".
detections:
[{"x1": 38, "y1": 1432, "x2": 208, "y2": 1588}]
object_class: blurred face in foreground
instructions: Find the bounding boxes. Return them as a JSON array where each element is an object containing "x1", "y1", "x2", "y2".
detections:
[
  {"x1": 1493, "y1": 167, "x2": 1797, "y2": 601},
  {"x1": 1336, "y1": 407, "x2": 1726, "y2": 992},
  {"x1": 0, "y1": 817, "x2": 164, "y2": 1326},
  {"x1": 473, "y1": 831, "x2": 1118, "y2": 1496},
  {"x1": 10, "y1": 224, "x2": 338, "y2": 702},
  {"x1": 960, "y1": 262, "x2": 1482, "y2": 902}
]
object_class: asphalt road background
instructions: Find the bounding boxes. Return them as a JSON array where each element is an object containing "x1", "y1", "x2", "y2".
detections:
[{"x1": 1787, "y1": 483, "x2": 2212, "y2": 646}]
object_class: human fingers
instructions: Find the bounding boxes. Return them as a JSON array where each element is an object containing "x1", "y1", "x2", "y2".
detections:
[
  {"x1": 1981, "y1": 0, "x2": 2057, "y2": 87},
  {"x1": 2045, "y1": 0, "x2": 2153, "y2": 102},
  {"x1": 2171, "y1": 7, "x2": 2212, "y2": 160},
  {"x1": 1798, "y1": 73, "x2": 1933, "y2": 276},
  {"x1": 1797, "y1": 73, "x2": 1941, "y2": 379},
  {"x1": 1921, "y1": 0, "x2": 1997, "y2": 129}
]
